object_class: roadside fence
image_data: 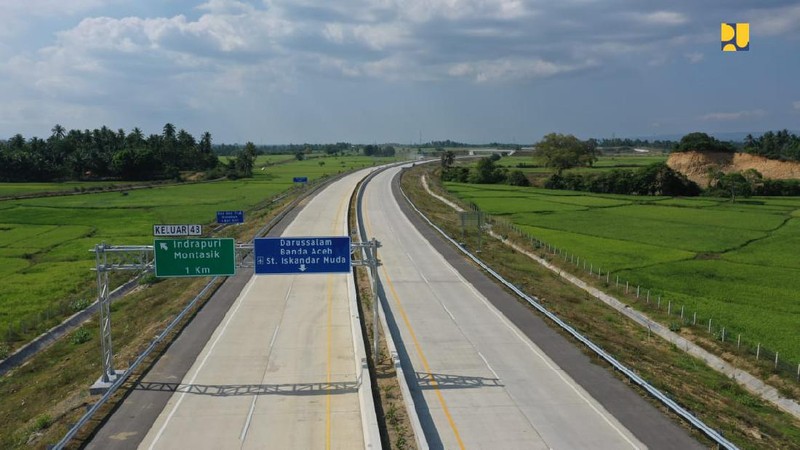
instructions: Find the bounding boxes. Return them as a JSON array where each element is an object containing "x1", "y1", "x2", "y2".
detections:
[{"x1": 461, "y1": 203, "x2": 800, "y2": 384}]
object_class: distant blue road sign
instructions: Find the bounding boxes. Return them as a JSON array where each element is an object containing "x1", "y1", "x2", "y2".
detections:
[
  {"x1": 216, "y1": 210, "x2": 244, "y2": 224},
  {"x1": 254, "y1": 236, "x2": 351, "y2": 275},
  {"x1": 293, "y1": 177, "x2": 308, "y2": 183}
]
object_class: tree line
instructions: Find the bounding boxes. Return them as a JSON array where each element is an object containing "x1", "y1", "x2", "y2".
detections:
[
  {"x1": 743, "y1": 130, "x2": 800, "y2": 161},
  {"x1": 441, "y1": 152, "x2": 530, "y2": 186},
  {"x1": 0, "y1": 124, "x2": 218, "y2": 182},
  {"x1": 362, "y1": 145, "x2": 396, "y2": 157},
  {"x1": 545, "y1": 163, "x2": 700, "y2": 196},
  {"x1": 214, "y1": 142, "x2": 353, "y2": 156},
  {"x1": 597, "y1": 137, "x2": 676, "y2": 150}
]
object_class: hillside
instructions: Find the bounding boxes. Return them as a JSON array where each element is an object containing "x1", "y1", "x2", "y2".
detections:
[{"x1": 667, "y1": 151, "x2": 800, "y2": 186}]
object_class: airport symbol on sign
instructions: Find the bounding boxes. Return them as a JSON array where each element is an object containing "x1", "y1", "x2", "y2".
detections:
[
  {"x1": 254, "y1": 236, "x2": 351, "y2": 275},
  {"x1": 154, "y1": 238, "x2": 236, "y2": 277},
  {"x1": 216, "y1": 210, "x2": 244, "y2": 224},
  {"x1": 153, "y1": 224, "x2": 202, "y2": 236}
]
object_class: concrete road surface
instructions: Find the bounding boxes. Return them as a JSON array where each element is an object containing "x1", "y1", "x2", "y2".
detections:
[
  {"x1": 361, "y1": 166, "x2": 703, "y2": 449},
  {"x1": 136, "y1": 169, "x2": 375, "y2": 449}
]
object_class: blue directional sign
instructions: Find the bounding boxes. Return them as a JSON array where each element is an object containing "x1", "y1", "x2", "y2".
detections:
[
  {"x1": 293, "y1": 177, "x2": 308, "y2": 183},
  {"x1": 254, "y1": 236, "x2": 351, "y2": 275},
  {"x1": 216, "y1": 210, "x2": 244, "y2": 224}
]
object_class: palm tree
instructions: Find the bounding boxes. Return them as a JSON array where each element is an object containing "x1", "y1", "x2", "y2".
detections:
[
  {"x1": 162, "y1": 123, "x2": 176, "y2": 141},
  {"x1": 127, "y1": 127, "x2": 145, "y2": 147},
  {"x1": 51, "y1": 124, "x2": 66, "y2": 140}
]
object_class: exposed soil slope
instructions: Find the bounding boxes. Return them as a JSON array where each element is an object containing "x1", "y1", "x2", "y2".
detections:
[{"x1": 667, "y1": 151, "x2": 800, "y2": 186}]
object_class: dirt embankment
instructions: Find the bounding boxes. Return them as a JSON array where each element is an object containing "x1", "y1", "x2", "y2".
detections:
[{"x1": 667, "y1": 151, "x2": 800, "y2": 186}]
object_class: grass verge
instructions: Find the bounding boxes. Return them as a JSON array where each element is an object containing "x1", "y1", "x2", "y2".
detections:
[
  {"x1": 350, "y1": 178, "x2": 417, "y2": 450},
  {"x1": 402, "y1": 164, "x2": 800, "y2": 450}
]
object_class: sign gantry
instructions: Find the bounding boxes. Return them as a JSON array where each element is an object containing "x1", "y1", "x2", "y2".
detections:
[{"x1": 89, "y1": 235, "x2": 381, "y2": 393}]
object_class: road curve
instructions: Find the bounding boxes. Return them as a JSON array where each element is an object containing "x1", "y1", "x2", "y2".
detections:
[
  {"x1": 362, "y1": 165, "x2": 704, "y2": 449},
  {"x1": 134, "y1": 169, "x2": 376, "y2": 449}
]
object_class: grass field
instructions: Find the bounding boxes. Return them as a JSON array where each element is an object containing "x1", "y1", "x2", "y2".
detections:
[
  {"x1": 407, "y1": 166, "x2": 800, "y2": 449},
  {"x1": 444, "y1": 180, "x2": 800, "y2": 362},
  {"x1": 0, "y1": 181, "x2": 152, "y2": 198},
  {"x1": 0, "y1": 155, "x2": 394, "y2": 345},
  {"x1": 495, "y1": 154, "x2": 668, "y2": 175}
]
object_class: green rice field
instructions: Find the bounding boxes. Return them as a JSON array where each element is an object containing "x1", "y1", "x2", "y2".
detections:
[
  {"x1": 445, "y1": 181, "x2": 800, "y2": 362},
  {"x1": 0, "y1": 155, "x2": 393, "y2": 341},
  {"x1": 496, "y1": 154, "x2": 668, "y2": 175}
]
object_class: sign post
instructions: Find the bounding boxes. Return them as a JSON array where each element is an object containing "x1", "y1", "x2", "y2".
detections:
[
  {"x1": 254, "y1": 236, "x2": 351, "y2": 274},
  {"x1": 154, "y1": 238, "x2": 236, "y2": 277}
]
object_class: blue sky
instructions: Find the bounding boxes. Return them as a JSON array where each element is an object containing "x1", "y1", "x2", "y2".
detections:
[{"x1": 0, "y1": 0, "x2": 798, "y2": 144}]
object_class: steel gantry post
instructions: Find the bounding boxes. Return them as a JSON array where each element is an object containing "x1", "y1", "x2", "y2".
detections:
[
  {"x1": 369, "y1": 238, "x2": 381, "y2": 361},
  {"x1": 90, "y1": 243, "x2": 155, "y2": 393},
  {"x1": 95, "y1": 243, "x2": 116, "y2": 383},
  {"x1": 350, "y1": 239, "x2": 382, "y2": 362}
]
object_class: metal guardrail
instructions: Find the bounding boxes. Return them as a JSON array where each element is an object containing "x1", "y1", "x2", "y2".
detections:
[
  {"x1": 397, "y1": 172, "x2": 739, "y2": 450},
  {"x1": 52, "y1": 278, "x2": 220, "y2": 449},
  {"x1": 52, "y1": 170, "x2": 355, "y2": 449}
]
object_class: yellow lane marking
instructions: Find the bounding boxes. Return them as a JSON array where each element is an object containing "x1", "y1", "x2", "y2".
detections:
[{"x1": 363, "y1": 187, "x2": 467, "y2": 449}]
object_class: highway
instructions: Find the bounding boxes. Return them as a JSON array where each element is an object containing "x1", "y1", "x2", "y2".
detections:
[
  {"x1": 136, "y1": 169, "x2": 376, "y2": 449},
  {"x1": 361, "y1": 165, "x2": 703, "y2": 449},
  {"x1": 88, "y1": 162, "x2": 702, "y2": 450}
]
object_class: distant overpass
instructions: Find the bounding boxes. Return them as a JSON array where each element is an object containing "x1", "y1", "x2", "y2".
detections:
[{"x1": 466, "y1": 148, "x2": 517, "y2": 156}]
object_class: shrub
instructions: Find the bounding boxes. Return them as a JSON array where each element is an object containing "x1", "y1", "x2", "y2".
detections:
[
  {"x1": 139, "y1": 274, "x2": 161, "y2": 286},
  {"x1": 506, "y1": 170, "x2": 530, "y2": 186},
  {"x1": 441, "y1": 167, "x2": 470, "y2": 182},
  {"x1": 71, "y1": 328, "x2": 92, "y2": 345},
  {"x1": 32, "y1": 414, "x2": 52, "y2": 432},
  {"x1": 70, "y1": 298, "x2": 90, "y2": 312}
]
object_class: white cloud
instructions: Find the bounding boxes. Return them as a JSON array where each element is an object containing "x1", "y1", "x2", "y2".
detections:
[
  {"x1": 448, "y1": 58, "x2": 595, "y2": 83},
  {"x1": 685, "y1": 52, "x2": 704, "y2": 63},
  {"x1": 4, "y1": 0, "x2": 794, "y2": 142},
  {"x1": 793, "y1": 101, "x2": 800, "y2": 110},
  {"x1": 0, "y1": 0, "x2": 109, "y2": 17},
  {"x1": 750, "y1": 4, "x2": 800, "y2": 36},
  {"x1": 700, "y1": 109, "x2": 766, "y2": 121},
  {"x1": 631, "y1": 11, "x2": 688, "y2": 26},
  {"x1": 323, "y1": 22, "x2": 411, "y2": 50},
  {"x1": 196, "y1": 0, "x2": 255, "y2": 14},
  {"x1": 389, "y1": 0, "x2": 530, "y2": 22}
]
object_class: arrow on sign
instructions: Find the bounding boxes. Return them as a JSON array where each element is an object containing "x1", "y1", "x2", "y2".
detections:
[
  {"x1": 299, "y1": 264, "x2": 307, "y2": 272},
  {"x1": 160, "y1": 242, "x2": 169, "y2": 251}
]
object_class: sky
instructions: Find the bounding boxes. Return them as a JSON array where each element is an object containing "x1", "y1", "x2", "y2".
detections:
[{"x1": 0, "y1": 0, "x2": 798, "y2": 144}]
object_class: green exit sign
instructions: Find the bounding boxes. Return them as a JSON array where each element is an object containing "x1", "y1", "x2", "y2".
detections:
[{"x1": 154, "y1": 238, "x2": 236, "y2": 277}]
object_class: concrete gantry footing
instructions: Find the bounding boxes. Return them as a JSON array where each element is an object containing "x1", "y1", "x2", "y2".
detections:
[{"x1": 89, "y1": 370, "x2": 125, "y2": 395}]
